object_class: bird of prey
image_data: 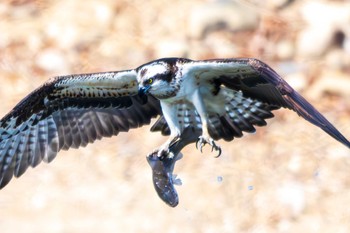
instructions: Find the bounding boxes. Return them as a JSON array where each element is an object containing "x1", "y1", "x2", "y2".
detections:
[{"x1": 0, "y1": 57, "x2": 349, "y2": 198}]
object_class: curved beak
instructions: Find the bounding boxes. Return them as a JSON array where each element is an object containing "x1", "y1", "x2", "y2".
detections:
[{"x1": 138, "y1": 86, "x2": 151, "y2": 96}]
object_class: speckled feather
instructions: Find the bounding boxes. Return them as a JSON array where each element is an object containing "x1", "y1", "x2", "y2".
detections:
[
  {"x1": 0, "y1": 70, "x2": 161, "y2": 188},
  {"x1": 0, "y1": 57, "x2": 349, "y2": 192}
]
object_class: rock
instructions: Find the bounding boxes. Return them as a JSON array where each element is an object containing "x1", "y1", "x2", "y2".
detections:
[
  {"x1": 204, "y1": 32, "x2": 239, "y2": 58},
  {"x1": 325, "y1": 48, "x2": 350, "y2": 70},
  {"x1": 35, "y1": 49, "x2": 70, "y2": 73},
  {"x1": 246, "y1": 0, "x2": 295, "y2": 10},
  {"x1": 276, "y1": 182, "x2": 306, "y2": 217},
  {"x1": 276, "y1": 40, "x2": 295, "y2": 60},
  {"x1": 42, "y1": 1, "x2": 114, "y2": 49},
  {"x1": 284, "y1": 72, "x2": 307, "y2": 92},
  {"x1": 267, "y1": 0, "x2": 294, "y2": 9},
  {"x1": 296, "y1": 1, "x2": 350, "y2": 58},
  {"x1": 187, "y1": 1, "x2": 260, "y2": 39},
  {"x1": 154, "y1": 39, "x2": 189, "y2": 58},
  {"x1": 343, "y1": 36, "x2": 350, "y2": 54},
  {"x1": 307, "y1": 70, "x2": 350, "y2": 100},
  {"x1": 296, "y1": 26, "x2": 334, "y2": 58}
]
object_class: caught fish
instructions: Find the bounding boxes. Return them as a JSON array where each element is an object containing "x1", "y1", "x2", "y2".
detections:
[
  {"x1": 146, "y1": 127, "x2": 200, "y2": 207},
  {"x1": 147, "y1": 151, "x2": 182, "y2": 207}
]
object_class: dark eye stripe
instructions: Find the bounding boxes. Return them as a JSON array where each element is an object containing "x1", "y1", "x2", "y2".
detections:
[{"x1": 154, "y1": 72, "x2": 172, "y2": 83}]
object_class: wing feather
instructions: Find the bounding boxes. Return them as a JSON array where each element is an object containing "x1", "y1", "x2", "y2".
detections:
[
  {"x1": 0, "y1": 70, "x2": 162, "y2": 188},
  {"x1": 249, "y1": 59, "x2": 350, "y2": 148},
  {"x1": 220, "y1": 116, "x2": 243, "y2": 138},
  {"x1": 184, "y1": 58, "x2": 350, "y2": 148}
]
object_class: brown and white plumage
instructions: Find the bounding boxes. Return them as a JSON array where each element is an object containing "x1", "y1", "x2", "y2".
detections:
[
  {"x1": 0, "y1": 57, "x2": 349, "y2": 191},
  {"x1": 0, "y1": 70, "x2": 161, "y2": 188}
]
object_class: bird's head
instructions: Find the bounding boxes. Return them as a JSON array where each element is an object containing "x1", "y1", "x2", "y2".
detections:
[{"x1": 137, "y1": 58, "x2": 181, "y2": 99}]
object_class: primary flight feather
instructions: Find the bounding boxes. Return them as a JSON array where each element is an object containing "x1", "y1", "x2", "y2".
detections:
[{"x1": 0, "y1": 57, "x2": 349, "y2": 190}]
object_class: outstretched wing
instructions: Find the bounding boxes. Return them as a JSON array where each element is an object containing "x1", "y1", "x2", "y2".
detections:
[
  {"x1": 179, "y1": 58, "x2": 350, "y2": 147},
  {"x1": 0, "y1": 70, "x2": 161, "y2": 188}
]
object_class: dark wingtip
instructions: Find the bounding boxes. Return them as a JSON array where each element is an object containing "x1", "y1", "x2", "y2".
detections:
[
  {"x1": 0, "y1": 170, "x2": 14, "y2": 190},
  {"x1": 288, "y1": 91, "x2": 350, "y2": 149},
  {"x1": 251, "y1": 59, "x2": 350, "y2": 149}
]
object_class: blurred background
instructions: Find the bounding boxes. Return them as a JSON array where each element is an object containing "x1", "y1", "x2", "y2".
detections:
[{"x1": 1, "y1": 0, "x2": 350, "y2": 232}]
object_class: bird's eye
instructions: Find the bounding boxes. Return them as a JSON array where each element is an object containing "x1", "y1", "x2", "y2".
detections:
[{"x1": 148, "y1": 78, "x2": 153, "y2": 84}]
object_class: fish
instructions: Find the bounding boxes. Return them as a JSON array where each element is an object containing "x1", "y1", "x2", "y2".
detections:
[{"x1": 146, "y1": 127, "x2": 200, "y2": 207}]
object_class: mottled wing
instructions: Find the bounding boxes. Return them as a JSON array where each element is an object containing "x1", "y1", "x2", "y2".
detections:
[
  {"x1": 181, "y1": 58, "x2": 350, "y2": 148},
  {"x1": 0, "y1": 70, "x2": 161, "y2": 188},
  {"x1": 151, "y1": 90, "x2": 277, "y2": 141},
  {"x1": 151, "y1": 103, "x2": 200, "y2": 135}
]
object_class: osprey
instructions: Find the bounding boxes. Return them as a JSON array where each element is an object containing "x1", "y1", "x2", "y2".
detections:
[{"x1": 0, "y1": 58, "x2": 349, "y2": 202}]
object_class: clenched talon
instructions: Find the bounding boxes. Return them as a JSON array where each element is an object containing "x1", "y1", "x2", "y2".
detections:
[
  {"x1": 156, "y1": 148, "x2": 175, "y2": 158},
  {"x1": 196, "y1": 136, "x2": 206, "y2": 152},
  {"x1": 156, "y1": 135, "x2": 181, "y2": 158},
  {"x1": 196, "y1": 136, "x2": 222, "y2": 157},
  {"x1": 213, "y1": 145, "x2": 222, "y2": 158}
]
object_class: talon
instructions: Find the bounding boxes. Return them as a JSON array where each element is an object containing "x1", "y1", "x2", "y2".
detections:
[
  {"x1": 196, "y1": 137, "x2": 206, "y2": 153},
  {"x1": 214, "y1": 147, "x2": 222, "y2": 158},
  {"x1": 157, "y1": 147, "x2": 170, "y2": 158},
  {"x1": 196, "y1": 136, "x2": 222, "y2": 157},
  {"x1": 196, "y1": 138, "x2": 200, "y2": 150},
  {"x1": 210, "y1": 140, "x2": 221, "y2": 158}
]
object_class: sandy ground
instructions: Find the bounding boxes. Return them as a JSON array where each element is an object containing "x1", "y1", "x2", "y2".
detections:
[{"x1": 1, "y1": 1, "x2": 350, "y2": 232}]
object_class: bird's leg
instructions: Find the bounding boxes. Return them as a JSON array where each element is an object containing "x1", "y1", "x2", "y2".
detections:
[
  {"x1": 195, "y1": 118, "x2": 222, "y2": 157},
  {"x1": 157, "y1": 101, "x2": 182, "y2": 158},
  {"x1": 191, "y1": 89, "x2": 222, "y2": 157}
]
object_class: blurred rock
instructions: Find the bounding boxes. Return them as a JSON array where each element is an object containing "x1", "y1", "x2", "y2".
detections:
[
  {"x1": 204, "y1": 32, "x2": 239, "y2": 58},
  {"x1": 186, "y1": 40, "x2": 212, "y2": 59},
  {"x1": 154, "y1": 39, "x2": 189, "y2": 58},
  {"x1": 267, "y1": 0, "x2": 294, "y2": 9},
  {"x1": 296, "y1": 1, "x2": 350, "y2": 58},
  {"x1": 284, "y1": 72, "x2": 307, "y2": 92},
  {"x1": 42, "y1": 1, "x2": 114, "y2": 49},
  {"x1": 276, "y1": 39, "x2": 295, "y2": 60},
  {"x1": 246, "y1": 0, "x2": 295, "y2": 10},
  {"x1": 296, "y1": 25, "x2": 333, "y2": 58},
  {"x1": 325, "y1": 48, "x2": 350, "y2": 70},
  {"x1": 276, "y1": 182, "x2": 306, "y2": 217},
  {"x1": 188, "y1": 1, "x2": 260, "y2": 39},
  {"x1": 35, "y1": 49, "x2": 70, "y2": 73},
  {"x1": 307, "y1": 70, "x2": 350, "y2": 99},
  {"x1": 343, "y1": 36, "x2": 350, "y2": 54}
]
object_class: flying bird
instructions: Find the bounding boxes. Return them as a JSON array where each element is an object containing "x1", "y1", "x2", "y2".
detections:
[{"x1": 0, "y1": 57, "x2": 349, "y2": 192}]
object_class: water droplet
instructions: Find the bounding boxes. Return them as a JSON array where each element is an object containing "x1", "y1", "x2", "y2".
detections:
[{"x1": 217, "y1": 176, "x2": 223, "y2": 183}]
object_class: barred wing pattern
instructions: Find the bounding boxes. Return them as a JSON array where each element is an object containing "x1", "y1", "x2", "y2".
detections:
[
  {"x1": 187, "y1": 58, "x2": 350, "y2": 148},
  {"x1": 1, "y1": 57, "x2": 349, "y2": 197},
  {"x1": 0, "y1": 70, "x2": 161, "y2": 188},
  {"x1": 151, "y1": 90, "x2": 278, "y2": 141}
]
